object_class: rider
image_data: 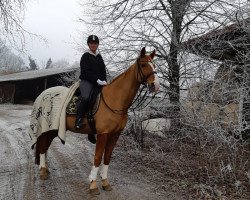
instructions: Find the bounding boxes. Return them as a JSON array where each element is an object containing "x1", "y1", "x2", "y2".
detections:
[{"x1": 75, "y1": 35, "x2": 107, "y2": 143}]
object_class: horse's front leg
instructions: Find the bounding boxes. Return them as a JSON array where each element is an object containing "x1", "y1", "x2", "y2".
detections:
[
  {"x1": 89, "y1": 133, "x2": 108, "y2": 195},
  {"x1": 101, "y1": 132, "x2": 120, "y2": 191}
]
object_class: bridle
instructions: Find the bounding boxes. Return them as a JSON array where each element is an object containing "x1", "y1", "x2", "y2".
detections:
[
  {"x1": 101, "y1": 57, "x2": 158, "y2": 115},
  {"x1": 136, "y1": 58, "x2": 157, "y2": 86}
]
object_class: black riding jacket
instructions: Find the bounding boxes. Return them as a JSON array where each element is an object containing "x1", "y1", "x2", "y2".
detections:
[{"x1": 79, "y1": 51, "x2": 107, "y2": 84}]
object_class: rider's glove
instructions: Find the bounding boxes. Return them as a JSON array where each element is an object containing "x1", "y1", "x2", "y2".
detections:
[{"x1": 97, "y1": 79, "x2": 107, "y2": 85}]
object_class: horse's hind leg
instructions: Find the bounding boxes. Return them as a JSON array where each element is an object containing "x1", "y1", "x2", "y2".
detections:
[
  {"x1": 39, "y1": 153, "x2": 49, "y2": 180},
  {"x1": 101, "y1": 132, "x2": 120, "y2": 191},
  {"x1": 35, "y1": 130, "x2": 57, "y2": 180}
]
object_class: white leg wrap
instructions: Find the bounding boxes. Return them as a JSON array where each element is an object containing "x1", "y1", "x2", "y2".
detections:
[
  {"x1": 100, "y1": 165, "x2": 109, "y2": 180},
  {"x1": 39, "y1": 153, "x2": 46, "y2": 169},
  {"x1": 89, "y1": 166, "x2": 99, "y2": 182}
]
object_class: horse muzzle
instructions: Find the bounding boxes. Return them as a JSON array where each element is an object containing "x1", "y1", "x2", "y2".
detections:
[{"x1": 148, "y1": 82, "x2": 160, "y2": 93}]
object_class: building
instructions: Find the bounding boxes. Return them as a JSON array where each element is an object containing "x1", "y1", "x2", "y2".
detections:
[
  {"x1": 0, "y1": 67, "x2": 79, "y2": 104},
  {"x1": 182, "y1": 18, "x2": 250, "y2": 138}
]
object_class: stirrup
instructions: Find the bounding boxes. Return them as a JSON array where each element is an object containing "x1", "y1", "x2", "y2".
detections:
[{"x1": 75, "y1": 118, "x2": 83, "y2": 129}]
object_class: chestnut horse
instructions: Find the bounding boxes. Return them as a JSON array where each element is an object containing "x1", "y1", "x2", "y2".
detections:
[{"x1": 35, "y1": 47, "x2": 160, "y2": 195}]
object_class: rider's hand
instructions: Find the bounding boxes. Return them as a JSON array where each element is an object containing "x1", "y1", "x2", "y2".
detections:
[
  {"x1": 101, "y1": 81, "x2": 107, "y2": 85},
  {"x1": 97, "y1": 79, "x2": 107, "y2": 85}
]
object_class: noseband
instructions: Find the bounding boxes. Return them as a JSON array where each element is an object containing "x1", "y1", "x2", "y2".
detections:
[{"x1": 136, "y1": 58, "x2": 157, "y2": 85}]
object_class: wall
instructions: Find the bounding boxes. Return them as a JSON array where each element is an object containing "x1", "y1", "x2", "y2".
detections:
[{"x1": 0, "y1": 83, "x2": 15, "y2": 103}]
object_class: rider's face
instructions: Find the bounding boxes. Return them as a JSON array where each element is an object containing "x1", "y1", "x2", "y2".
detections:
[{"x1": 88, "y1": 42, "x2": 99, "y2": 53}]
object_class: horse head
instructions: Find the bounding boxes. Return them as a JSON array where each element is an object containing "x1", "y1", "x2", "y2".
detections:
[{"x1": 136, "y1": 47, "x2": 160, "y2": 93}]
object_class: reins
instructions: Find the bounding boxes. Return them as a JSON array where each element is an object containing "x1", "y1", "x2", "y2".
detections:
[
  {"x1": 100, "y1": 93, "x2": 127, "y2": 115},
  {"x1": 100, "y1": 57, "x2": 158, "y2": 115},
  {"x1": 100, "y1": 85, "x2": 148, "y2": 115}
]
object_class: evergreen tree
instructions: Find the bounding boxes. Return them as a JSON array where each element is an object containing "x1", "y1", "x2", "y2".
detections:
[
  {"x1": 28, "y1": 56, "x2": 38, "y2": 70},
  {"x1": 46, "y1": 58, "x2": 52, "y2": 69}
]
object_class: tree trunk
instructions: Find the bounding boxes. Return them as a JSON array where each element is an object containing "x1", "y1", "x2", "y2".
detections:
[
  {"x1": 167, "y1": 12, "x2": 182, "y2": 133},
  {"x1": 241, "y1": 31, "x2": 250, "y2": 140}
]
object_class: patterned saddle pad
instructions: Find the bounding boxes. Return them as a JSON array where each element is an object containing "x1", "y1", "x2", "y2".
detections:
[
  {"x1": 66, "y1": 94, "x2": 101, "y2": 115},
  {"x1": 66, "y1": 95, "x2": 79, "y2": 114}
]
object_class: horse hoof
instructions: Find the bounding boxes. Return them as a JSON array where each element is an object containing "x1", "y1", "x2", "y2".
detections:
[
  {"x1": 90, "y1": 188, "x2": 100, "y2": 195},
  {"x1": 46, "y1": 168, "x2": 50, "y2": 174},
  {"x1": 102, "y1": 184, "x2": 113, "y2": 191},
  {"x1": 40, "y1": 167, "x2": 49, "y2": 180},
  {"x1": 101, "y1": 179, "x2": 113, "y2": 191}
]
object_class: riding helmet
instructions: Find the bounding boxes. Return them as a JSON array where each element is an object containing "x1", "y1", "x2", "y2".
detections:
[{"x1": 87, "y1": 35, "x2": 99, "y2": 44}]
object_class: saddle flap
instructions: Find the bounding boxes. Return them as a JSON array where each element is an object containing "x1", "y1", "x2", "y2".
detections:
[{"x1": 66, "y1": 87, "x2": 101, "y2": 115}]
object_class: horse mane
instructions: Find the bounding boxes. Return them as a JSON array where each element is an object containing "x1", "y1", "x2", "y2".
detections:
[
  {"x1": 110, "y1": 71, "x2": 124, "y2": 83},
  {"x1": 108, "y1": 52, "x2": 154, "y2": 85},
  {"x1": 109, "y1": 63, "x2": 136, "y2": 85}
]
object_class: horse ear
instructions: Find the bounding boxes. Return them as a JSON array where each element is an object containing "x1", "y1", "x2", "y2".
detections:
[
  {"x1": 150, "y1": 50, "x2": 156, "y2": 59},
  {"x1": 140, "y1": 47, "x2": 146, "y2": 58}
]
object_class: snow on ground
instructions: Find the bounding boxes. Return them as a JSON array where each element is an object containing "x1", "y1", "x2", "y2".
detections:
[{"x1": 0, "y1": 104, "x2": 179, "y2": 200}]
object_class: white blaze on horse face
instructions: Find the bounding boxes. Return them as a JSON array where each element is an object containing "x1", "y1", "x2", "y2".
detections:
[
  {"x1": 148, "y1": 62, "x2": 160, "y2": 91},
  {"x1": 153, "y1": 73, "x2": 160, "y2": 91},
  {"x1": 89, "y1": 166, "x2": 99, "y2": 182},
  {"x1": 100, "y1": 164, "x2": 109, "y2": 180},
  {"x1": 39, "y1": 153, "x2": 46, "y2": 169}
]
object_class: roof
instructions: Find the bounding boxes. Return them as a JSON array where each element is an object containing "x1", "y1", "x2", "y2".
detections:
[
  {"x1": 0, "y1": 67, "x2": 79, "y2": 82},
  {"x1": 182, "y1": 18, "x2": 250, "y2": 62}
]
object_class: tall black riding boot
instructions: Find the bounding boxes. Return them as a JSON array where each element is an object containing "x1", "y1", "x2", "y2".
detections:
[{"x1": 75, "y1": 98, "x2": 88, "y2": 129}]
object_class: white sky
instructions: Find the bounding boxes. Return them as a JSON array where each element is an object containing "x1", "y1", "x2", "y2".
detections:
[{"x1": 23, "y1": 0, "x2": 85, "y2": 67}]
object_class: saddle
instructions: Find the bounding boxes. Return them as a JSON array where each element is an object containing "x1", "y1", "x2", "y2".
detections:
[{"x1": 66, "y1": 86, "x2": 102, "y2": 133}]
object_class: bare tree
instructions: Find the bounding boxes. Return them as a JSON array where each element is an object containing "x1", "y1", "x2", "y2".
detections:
[
  {"x1": 0, "y1": 0, "x2": 30, "y2": 50},
  {"x1": 52, "y1": 59, "x2": 70, "y2": 68},
  {"x1": 79, "y1": 0, "x2": 249, "y2": 132},
  {"x1": 0, "y1": 38, "x2": 26, "y2": 73}
]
